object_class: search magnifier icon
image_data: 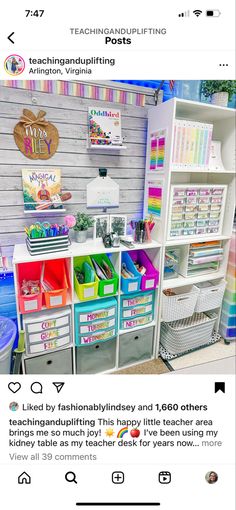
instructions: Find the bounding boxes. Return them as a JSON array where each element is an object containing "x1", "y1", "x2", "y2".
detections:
[{"x1": 65, "y1": 471, "x2": 77, "y2": 484}]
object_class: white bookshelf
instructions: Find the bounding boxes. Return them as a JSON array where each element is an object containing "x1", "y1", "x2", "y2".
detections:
[
  {"x1": 13, "y1": 239, "x2": 162, "y2": 374},
  {"x1": 143, "y1": 98, "x2": 236, "y2": 357}
]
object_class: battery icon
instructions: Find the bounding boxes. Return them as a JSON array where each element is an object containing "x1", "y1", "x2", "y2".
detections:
[{"x1": 206, "y1": 9, "x2": 221, "y2": 16}]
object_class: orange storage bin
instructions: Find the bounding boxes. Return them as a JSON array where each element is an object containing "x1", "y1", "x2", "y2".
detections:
[
  {"x1": 42, "y1": 259, "x2": 69, "y2": 309},
  {"x1": 17, "y1": 261, "x2": 43, "y2": 314}
]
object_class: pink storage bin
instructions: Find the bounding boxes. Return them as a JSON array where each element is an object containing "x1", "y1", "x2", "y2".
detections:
[
  {"x1": 17, "y1": 261, "x2": 43, "y2": 314},
  {"x1": 128, "y1": 250, "x2": 159, "y2": 291}
]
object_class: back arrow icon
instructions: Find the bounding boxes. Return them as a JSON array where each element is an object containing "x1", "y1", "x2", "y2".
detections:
[{"x1": 8, "y1": 32, "x2": 15, "y2": 44}]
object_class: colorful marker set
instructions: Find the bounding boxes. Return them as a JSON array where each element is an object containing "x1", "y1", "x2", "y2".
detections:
[
  {"x1": 172, "y1": 120, "x2": 213, "y2": 170},
  {"x1": 25, "y1": 222, "x2": 69, "y2": 239}
]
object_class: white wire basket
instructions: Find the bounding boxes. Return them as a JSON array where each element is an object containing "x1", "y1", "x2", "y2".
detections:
[
  {"x1": 162, "y1": 285, "x2": 199, "y2": 322},
  {"x1": 161, "y1": 312, "x2": 216, "y2": 355},
  {"x1": 194, "y1": 279, "x2": 226, "y2": 313}
]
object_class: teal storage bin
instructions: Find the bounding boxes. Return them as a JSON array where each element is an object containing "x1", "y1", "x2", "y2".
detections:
[
  {"x1": 121, "y1": 252, "x2": 142, "y2": 294},
  {"x1": 120, "y1": 291, "x2": 155, "y2": 329},
  {"x1": 222, "y1": 300, "x2": 236, "y2": 316},
  {"x1": 74, "y1": 297, "x2": 118, "y2": 346}
]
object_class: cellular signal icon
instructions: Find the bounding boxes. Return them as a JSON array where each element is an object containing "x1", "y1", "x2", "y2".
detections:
[
  {"x1": 193, "y1": 9, "x2": 203, "y2": 16},
  {"x1": 178, "y1": 10, "x2": 190, "y2": 17}
]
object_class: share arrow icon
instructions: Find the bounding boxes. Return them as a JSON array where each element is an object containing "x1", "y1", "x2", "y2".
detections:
[{"x1": 53, "y1": 382, "x2": 65, "y2": 393}]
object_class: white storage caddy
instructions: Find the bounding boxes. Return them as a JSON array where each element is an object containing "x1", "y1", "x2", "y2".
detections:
[
  {"x1": 194, "y1": 279, "x2": 226, "y2": 313},
  {"x1": 161, "y1": 312, "x2": 216, "y2": 355},
  {"x1": 162, "y1": 285, "x2": 199, "y2": 322}
]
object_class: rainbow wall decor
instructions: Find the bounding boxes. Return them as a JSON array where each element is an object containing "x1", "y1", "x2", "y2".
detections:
[
  {"x1": 150, "y1": 129, "x2": 166, "y2": 170},
  {"x1": 147, "y1": 181, "x2": 163, "y2": 218},
  {"x1": 2, "y1": 81, "x2": 146, "y2": 106}
]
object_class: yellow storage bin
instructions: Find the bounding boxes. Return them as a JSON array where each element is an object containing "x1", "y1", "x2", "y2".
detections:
[{"x1": 74, "y1": 256, "x2": 99, "y2": 302}]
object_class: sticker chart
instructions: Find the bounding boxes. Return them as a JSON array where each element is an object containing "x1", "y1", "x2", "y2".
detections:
[
  {"x1": 150, "y1": 129, "x2": 166, "y2": 170},
  {"x1": 147, "y1": 181, "x2": 163, "y2": 217}
]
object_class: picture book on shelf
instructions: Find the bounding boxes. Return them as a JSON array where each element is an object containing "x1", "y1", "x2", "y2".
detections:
[
  {"x1": 22, "y1": 168, "x2": 62, "y2": 211},
  {"x1": 88, "y1": 107, "x2": 122, "y2": 146}
]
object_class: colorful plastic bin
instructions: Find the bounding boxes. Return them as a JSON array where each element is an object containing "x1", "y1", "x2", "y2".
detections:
[
  {"x1": 91, "y1": 254, "x2": 119, "y2": 297},
  {"x1": 0, "y1": 317, "x2": 17, "y2": 374},
  {"x1": 74, "y1": 256, "x2": 99, "y2": 302},
  {"x1": 74, "y1": 297, "x2": 117, "y2": 346},
  {"x1": 121, "y1": 252, "x2": 142, "y2": 294},
  {"x1": 128, "y1": 250, "x2": 159, "y2": 291},
  {"x1": 17, "y1": 261, "x2": 43, "y2": 314},
  {"x1": 43, "y1": 259, "x2": 69, "y2": 309}
]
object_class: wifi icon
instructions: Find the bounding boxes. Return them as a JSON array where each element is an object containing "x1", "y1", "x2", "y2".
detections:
[{"x1": 193, "y1": 9, "x2": 203, "y2": 16}]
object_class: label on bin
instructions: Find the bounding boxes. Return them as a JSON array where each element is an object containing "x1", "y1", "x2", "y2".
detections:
[
  {"x1": 84, "y1": 287, "x2": 96, "y2": 298},
  {"x1": 145, "y1": 279, "x2": 155, "y2": 289},
  {"x1": 50, "y1": 295, "x2": 63, "y2": 307},
  {"x1": 28, "y1": 334, "x2": 71, "y2": 354},
  {"x1": 128, "y1": 282, "x2": 138, "y2": 292},
  {"x1": 80, "y1": 328, "x2": 115, "y2": 345},
  {"x1": 79, "y1": 307, "x2": 116, "y2": 323},
  {"x1": 103, "y1": 284, "x2": 114, "y2": 295},
  {"x1": 25, "y1": 313, "x2": 70, "y2": 333},
  {"x1": 80, "y1": 318, "x2": 115, "y2": 334},
  {"x1": 123, "y1": 304, "x2": 152, "y2": 318},
  {"x1": 28, "y1": 325, "x2": 70, "y2": 344},
  {"x1": 122, "y1": 314, "x2": 153, "y2": 330},
  {"x1": 123, "y1": 294, "x2": 153, "y2": 308},
  {"x1": 24, "y1": 299, "x2": 38, "y2": 312}
]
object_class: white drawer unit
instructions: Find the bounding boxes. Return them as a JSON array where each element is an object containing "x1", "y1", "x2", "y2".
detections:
[{"x1": 23, "y1": 307, "x2": 72, "y2": 355}]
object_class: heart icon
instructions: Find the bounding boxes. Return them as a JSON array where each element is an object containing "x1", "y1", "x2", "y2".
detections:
[{"x1": 8, "y1": 382, "x2": 21, "y2": 394}]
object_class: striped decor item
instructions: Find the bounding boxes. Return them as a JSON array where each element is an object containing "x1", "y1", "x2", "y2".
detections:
[{"x1": 2, "y1": 80, "x2": 146, "y2": 106}]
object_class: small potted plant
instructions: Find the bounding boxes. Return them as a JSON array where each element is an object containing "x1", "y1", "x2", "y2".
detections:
[
  {"x1": 73, "y1": 212, "x2": 94, "y2": 243},
  {"x1": 201, "y1": 80, "x2": 236, "y2": 107}
]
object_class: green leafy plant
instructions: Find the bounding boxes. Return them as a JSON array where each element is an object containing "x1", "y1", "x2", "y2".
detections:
[
  {"x1": 201, "y1": 80, "x2": 236, "y2": 101},
  {"x1": 73, "y1": 212, "x2": 94, "y2": 231}
]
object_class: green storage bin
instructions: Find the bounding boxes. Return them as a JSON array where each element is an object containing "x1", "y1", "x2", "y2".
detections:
[
  {"x1": 74, "y1": 256, "x2": 99, "y2": 302},
  {"x1": 91, "y1": 254, "x2": 119, "y2": 297}
]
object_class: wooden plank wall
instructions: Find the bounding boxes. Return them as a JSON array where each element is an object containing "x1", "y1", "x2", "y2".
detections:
[{"x1": 0, "y1": 82, "x2": 155, "y2": 254}]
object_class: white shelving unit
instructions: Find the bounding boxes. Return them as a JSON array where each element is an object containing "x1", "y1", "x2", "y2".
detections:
[
  {"x1": 143, "y1": 98, "x2": 235, "y2": 357},
  {"x1": 13, "y1": 239, "x2": 162, "y2": 374}
]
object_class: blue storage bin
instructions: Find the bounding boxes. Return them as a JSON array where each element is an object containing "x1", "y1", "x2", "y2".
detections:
[
  {"x1": 221, "y1": 312, "x2": 236, "y2": 328},
  {"x1": 74, "y1": 297, "x2": 118, "y2": 346},
  {"x1": 220, "y1": 322, "x2": 236, "y2": 340},
  {"x1": 121, "y1": 252, "x2": 142, "y2": 294}
]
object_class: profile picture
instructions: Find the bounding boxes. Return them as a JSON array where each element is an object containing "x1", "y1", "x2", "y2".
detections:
[
  {"x1": 4, "y1": 55, "x2": 25, "y2": 76},
  {"x1": 9, "y1": 401, "x2": 19, "y2": 412},
  {"x1": 205, "y1": 471, "x2": 218, "y2": 484}
]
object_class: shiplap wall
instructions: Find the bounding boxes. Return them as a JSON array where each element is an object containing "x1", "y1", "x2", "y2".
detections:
[{"x1": 0, "y1": 81, "x2": 155, "y2": 254}]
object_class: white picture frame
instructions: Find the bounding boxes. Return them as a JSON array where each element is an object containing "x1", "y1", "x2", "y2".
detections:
[
  {"x1": 110, "y1": 215, "x2": 127, "y2": 236},
  {"x1": 93, "y1": 215, "x2": 109, "y2": 240}
]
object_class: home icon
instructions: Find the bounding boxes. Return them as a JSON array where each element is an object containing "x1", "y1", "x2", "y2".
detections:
[{"x1": 18, "y1": 472, "x2": 31, "y2": 485}]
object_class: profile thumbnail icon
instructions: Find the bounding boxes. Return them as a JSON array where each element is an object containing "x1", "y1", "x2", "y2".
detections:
[
  {"x1": 9, "y1": 401, "x2": 19, "y2": 412},
  {"x1": 4, "y1": 54, "x2": 25, "y2": 76}
]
